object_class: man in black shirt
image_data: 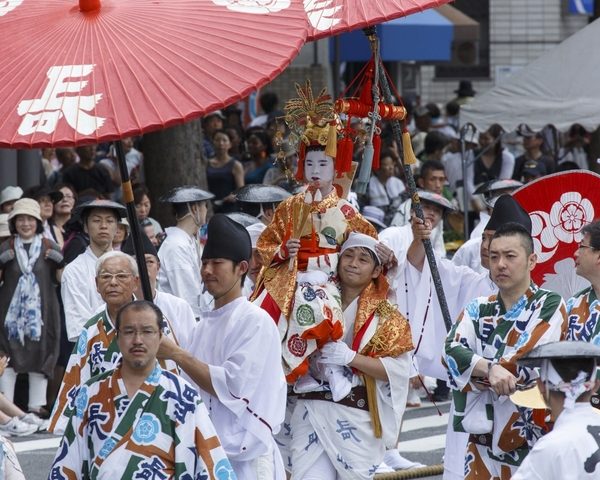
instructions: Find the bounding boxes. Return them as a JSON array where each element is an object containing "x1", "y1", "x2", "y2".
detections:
[{"x1": 62, "y1": 145, "x2": 115, "y2": 196}]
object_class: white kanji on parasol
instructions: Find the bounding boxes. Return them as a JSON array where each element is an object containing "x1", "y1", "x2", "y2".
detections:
[{"x1": 17, "y1": 65, "x2": 105, "y2": 136}]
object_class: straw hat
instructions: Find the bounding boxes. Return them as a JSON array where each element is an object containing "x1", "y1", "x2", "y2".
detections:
[{"x1": 8, "y1": 198, "x2": 42, "y2": 222}]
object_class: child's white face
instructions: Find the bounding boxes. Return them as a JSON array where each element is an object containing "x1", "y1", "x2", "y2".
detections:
[{"x1": 304, "y1": 150, "x2": 334, "y2": 191}]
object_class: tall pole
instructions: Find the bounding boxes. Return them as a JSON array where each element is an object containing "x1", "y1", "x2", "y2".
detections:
[
  {"x1": 363, "y1": 27, "x2": 453, "y2": 332},
  {"x1": 115, "y1": 141, "x2": 153, "y2": 301}
]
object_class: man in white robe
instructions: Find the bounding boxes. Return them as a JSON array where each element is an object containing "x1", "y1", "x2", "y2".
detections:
[
  {"x1": 158, "y1": 214, "x2": 287, "y2": 480},
  {"x1": 513, "y1": 341, "x2": 600, "y2": 480},
  {"x1": 61, "y1": 200, "x2": 126, "y2": 341},
  {"x1": 290, "y1": 233, "x2": 413, "y2": 479},
  {"x1": 157, "y1": 186, "x2": 214, "y2": 318}
]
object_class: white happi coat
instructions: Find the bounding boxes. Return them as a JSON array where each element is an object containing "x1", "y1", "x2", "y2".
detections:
[
  {"x1": 157, "y1": 226, "x2": 210, "y2": 318},
  {"x1": 290, "y1": 298, "x2": 411, "y2": 480},
  {"x1": 513, "y1": 403, "x2": 600, "y2": 480},
  {"x1": 183, "y1": 296, "x2": 287, "y2": 480},
  {"x1": 61, "y1": 246, "x2": 104, "y2": 341}
]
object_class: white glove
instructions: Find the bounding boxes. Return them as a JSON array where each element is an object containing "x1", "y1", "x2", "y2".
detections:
[{"x1": 318, "y1": 341, "x2": 356, "y2": 366}]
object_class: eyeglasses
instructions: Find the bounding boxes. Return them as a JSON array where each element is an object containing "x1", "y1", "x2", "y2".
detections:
[
  {"x1": 578, "y1": 243, "x2": 596, "y2": 251},
  {"x1": 118, "y1": 328, "x2": 159, "y2": 338},
  {"x1": 97, "y1": 272, "x2": 133, "y2": 282}
]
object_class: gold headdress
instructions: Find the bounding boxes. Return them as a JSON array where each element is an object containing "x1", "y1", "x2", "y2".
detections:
[{"x1": 283, "y1": 80, "x2": 340, "y2": 180}]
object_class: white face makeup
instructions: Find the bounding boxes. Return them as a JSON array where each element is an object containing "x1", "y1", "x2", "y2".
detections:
[{"x1": 304, "y1": 149, "x2": 335, "y2": 193}]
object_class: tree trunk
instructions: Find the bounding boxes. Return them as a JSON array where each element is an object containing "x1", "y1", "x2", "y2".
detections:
[{"x1": 142, "y1": 120, "x2": 206, "y2": 227}]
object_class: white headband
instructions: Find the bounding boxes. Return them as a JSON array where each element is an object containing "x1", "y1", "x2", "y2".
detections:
[
  {"x1": 246, "y1": 222, "x2": 267, "y2": 249},
  {"x1": 340, "y1": 232, "x2": 381, "y2": 263},
  {"x1": 540, "y1": 359, "x2": 596, "y2": 410}
]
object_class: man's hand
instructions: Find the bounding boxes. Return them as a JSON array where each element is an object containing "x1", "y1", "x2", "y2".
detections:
[
  {"x1": 375, "y1": 242, "x2": 396, "y2": 268},
  {"x1": 410, "y1": 214, "x2": 433, "y2": 242},
  {"x1": 488, "y1": 364, "x2": 517, "y2": 396},
  {"x1": 285, "y1": 238, "x2": 301, "y2": 259},
  {"x1": 318, "y1": 341, "x2": 356, "y2": 366},
  {"x1": 409, "y1": 375, "x2": 422, "y2": 389},
  {"x1": 157, "y1": 336, "x2": 180, "y2": 361}
]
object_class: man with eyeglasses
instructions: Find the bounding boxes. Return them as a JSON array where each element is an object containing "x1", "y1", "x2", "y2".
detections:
[
  {"x1": 50, "y1": 300, "x2": 235, "y2": 480},
  {"x1": 49, "y1": 251, "x2": 180, "y2": 434},
  {"x1": 121, "y1": 233, "x2": 196, "y2": 342},
  {"x1": 61, "y1": 199, "x2": 126, "y2": 342},
  {"x1": 567, "y1": 221, "x2": 600, "y2": 348}
]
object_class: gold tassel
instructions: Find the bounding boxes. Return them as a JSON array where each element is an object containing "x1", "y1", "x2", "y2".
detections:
[
  {"x1": 325, "y1": 123, "x2": 338, "y2": 159},
  {"x1": 402, "y1": 130, "x2": 417, "y2": 165},
  {"x1": 364, "y1": 374, "x2": 382, "y2": 438}
]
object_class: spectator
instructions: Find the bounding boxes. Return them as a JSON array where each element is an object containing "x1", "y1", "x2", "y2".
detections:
[
  {"x1": 0, "y1": 186, "x2": 23, "y2": 214},
  {"x1": 452, "y1": 80, "x2": 476, "y2": 105},
  {"x1": 112, "y1": 218, "x2": 129, "y2": 251},
  {"x1": 512, "y1": 124, "x2": 554, "y2": 180},
  {"x1": 558, "y1": 123, "x2": 589, "y2": 170},
  {"x1": 367, "y1": 150, "x2": 406, "y2": 210},
  {"x1": 141, "y1": 218, "x2": 160, "y2": 247},
  {"x1": 249, "y1": 91, "x2": 280, "y2": 128},
  {"x1": 201, "y1": 110, "x2": 225, "y2": 159},
  {"x1": 0, "y1": 215, "x2": 9, "y2": 244},
  {"x1": 445, "y1": 100, "x2": 460, "y2": 132},
  {"x1": 24, "y1": 186, "x2": 63, "y2": 245},
  {"x1": 207, "y1": 130, "x2": 245, "y2": 213},
  {"x1": 420, "y1": 130, "x2": 450, "y2": 162},
  {"x1": 47, "y1": 148, "x2": 77, "y2": 188},
  {"x1": 133, "y1": 184, "x2": 162, "y2": 237},
  {"x1": 411, "y1": 106, "x2": 431, "y2": 159},
  {"x1": 243, "y1": 128, "x2": 275, "y2": 184},
  {"x1": 0, "y1": 199, "x2": 64, "y2": 418},
  {"x1": 41, "y1": 148, "x2": 56, "y2": 178},
  {"x1": 51, "y1": 183, "x2": 77, "y2": 250},
  {"x1": 522, "y1": 159, "x2": 547, "y2": 184},
  {"x1": 62, "y1": 145, "x2": 115, "y2": 196},
  {"x1": 263, "y1": 141, "x2": 299, "y2": 190}
]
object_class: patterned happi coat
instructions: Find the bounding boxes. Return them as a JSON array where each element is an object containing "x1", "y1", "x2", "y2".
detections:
[
  {"x1": 253, "y1": 188, "x2": 376, "y2": 383},
  {"x1": 566, "y1": 286, "x2": 600, "y2": 343},
  {"x1": 49, "y1": 363, "x2": 235, "y2": 480},
  {"x1": 445, "y1": 284, "x2": 567, "y2": 467},
  {"x1": 49, "y1": 308, "x2": 179, "y2": 434}
]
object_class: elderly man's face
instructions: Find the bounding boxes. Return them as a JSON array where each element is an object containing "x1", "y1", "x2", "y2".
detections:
[{"x1": 96, "y1": 256, "x2": 139, "y2": 309}]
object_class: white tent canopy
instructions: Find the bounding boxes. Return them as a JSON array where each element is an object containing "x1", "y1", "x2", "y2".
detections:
[{"x1": 461, "y1": 18, "x2": 600, "y2": 132}]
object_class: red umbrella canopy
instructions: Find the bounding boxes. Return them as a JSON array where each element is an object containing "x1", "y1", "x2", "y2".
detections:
[
  {"x1": 0, "y1": 0, "x2": 308, "y2": 148},
  {"x1": 513, "y1": 171, "x2": 600, "y2": 300},
  {"x1": 304, "y1": 0, "x2": 452, "y2": 40}
]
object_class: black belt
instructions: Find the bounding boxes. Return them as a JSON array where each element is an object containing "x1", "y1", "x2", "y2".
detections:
[
  {"x1": 293, "y1": 386, "x2": 370, "y2": 412},
  {"x1": 469, "y1": 433, "x2": 493, "y2": 447}
]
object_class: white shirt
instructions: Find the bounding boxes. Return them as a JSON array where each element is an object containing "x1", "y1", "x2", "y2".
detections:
[
  {"x1": 157, "y1": 226, "x2": 206, "y2": 318},
  {"x1": 154, "y1": 290, "x2": 196, "y2": 343},
  {"x1": 183, "y1": 297, "x2": 287, "y2": 480},
  {"x1": 367, "y1": 175, "x2": 405, "y2": 207},
  {"x1": 513, "y1": 403, "x2": 600, "y2": 480},
  {"x1": 452, "y1": 237, "x2": 486, "y2": 275},
  {"x1": 61, "y1": 246, "x2": 103, "y2": 341}
]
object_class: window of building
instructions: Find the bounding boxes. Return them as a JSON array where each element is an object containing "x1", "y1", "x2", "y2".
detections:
[{"x1": 435, "y1": 0, "x2": 490, "y2": 79}]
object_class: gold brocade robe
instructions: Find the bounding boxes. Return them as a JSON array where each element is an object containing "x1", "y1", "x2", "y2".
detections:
[{"x1": 255, "y1": 188, "x2": 376, "y2": 319}]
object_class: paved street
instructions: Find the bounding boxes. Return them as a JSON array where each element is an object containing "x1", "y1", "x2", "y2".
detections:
[{"x1": 13, "y1": 399, "x2": 450, "y2": 479}]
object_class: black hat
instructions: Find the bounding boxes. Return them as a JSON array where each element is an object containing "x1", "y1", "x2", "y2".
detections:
[
  {"x1": 484, "y1": 194, "x2": 531, "y2": 233},
  {"x1": 234, "y1": 184, "x2": 290, "y2": 204},
  {"x1": 159, "y1": 186, "x2": 214, "y2": 204},
  {"x1": 24, "y1": 185, "x2": 63, "y2": 204},
  {"x1": 474, "y1": 179, "x2": 523, "y2": 208},
  {"x1": 518, "y1": 341, "x2": 600, "y2": 368},
  {"x1": 454, "y1": 80, "x2": 476, "y2": 97},
  {"x1": 202, "y1": 214, "x2": 251, "y2": 262},
  {"x1": 73, "y1": 199, "x2": 127, "y2": 219},
  {"x1": 121, "y1": 231, "x2": 158, "y2": 258}
]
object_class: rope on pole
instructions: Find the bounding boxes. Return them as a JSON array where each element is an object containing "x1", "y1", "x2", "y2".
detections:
[
  {"x1": 375, "y1": 464, "x2": 444, "y2": 480},
  {"x1": 362, "y1": 26, "x2": 453, "y2": 332}
]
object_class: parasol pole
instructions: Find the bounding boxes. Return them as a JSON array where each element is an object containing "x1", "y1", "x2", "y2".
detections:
[
  {"x1": 114, "y1": 141, "x2": 153, "y2": 301},
  {"x1": 363, "y1": 27, "x2": 453, "y2": 332}
]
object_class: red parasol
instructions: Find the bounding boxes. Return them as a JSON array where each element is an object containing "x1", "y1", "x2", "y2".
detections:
[
  {"x1": 305, "y1": 0, "x2": 451, "y2": 40},
  {"x1": 0, "y1": 0, "x2": 308, "y2": 148},
  {"x1": 513, "y1": 171, "x2": 600, "y2": 299}
]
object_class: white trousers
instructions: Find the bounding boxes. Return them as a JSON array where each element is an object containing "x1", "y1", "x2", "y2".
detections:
[
  {"x1": 294, "y1": 450, "x2": 337, "y2": 480},
  {"x1": 0, "y1": 368, "x2": 47, "y2": 410}
]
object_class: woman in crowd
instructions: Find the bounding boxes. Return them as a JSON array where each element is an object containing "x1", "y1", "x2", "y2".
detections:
[
  {"x1": 133, "y1": 184, "x2": 163, "y2": 235},
  {"x1": 0, "y1": 199, "x2": 64, "y2": 418},
  {"x1": 243, "y1": 128, "x2": 276, "y2": 184},
  {"x1": 50, "y1": 183, "x2": 76, "y2": 250},
  {"x1": 206, "y1": 129, "x2": 245, "y2": 213}
]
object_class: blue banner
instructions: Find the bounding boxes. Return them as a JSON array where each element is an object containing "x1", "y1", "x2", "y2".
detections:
[{"x1": 568, "y1": 0, "x2": 594, "y2": 14}]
